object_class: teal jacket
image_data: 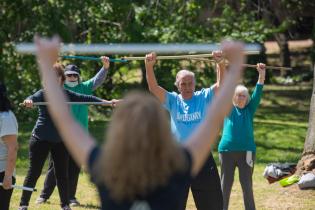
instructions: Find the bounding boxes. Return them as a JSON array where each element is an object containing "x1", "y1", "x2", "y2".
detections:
[{"x1": 218, "y1": 84, "x2": 263, "y2": 152}]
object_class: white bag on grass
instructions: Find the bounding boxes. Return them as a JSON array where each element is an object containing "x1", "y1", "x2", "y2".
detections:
[{"x1": 298, "y1": 172, "x2": 315, "y2": 189}]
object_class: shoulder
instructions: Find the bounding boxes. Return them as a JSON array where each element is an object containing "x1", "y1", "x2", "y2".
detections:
[
  {"x1": 65, "y1": 88, "x2": 85, "y2": 96},
  {"x1": 80, "y1": 81, "x2": 94, "y2": 92},
  {"x1": 0, "y1": 111, "x2": 18, "y2": 136},
  {"x1": 81, "y1": 80, "x2": 91, "y2": 86},
  {"x1": 167, "y1": 91, "x2": 179, "y2": 97},
  {"x1": 82, "y1": 80, "x2": 93, "y2": 87},
  {"x1": 35, "y1": 89, "x2": 45, "y2": 96},
  {"x1": 165, "y1": 91, "x2": 180, "y2": 102},
  {"x1": 0, "y1": 111, "x2": 12, "y2": 120},
  {"x1": 196, "y1": 88, "x2": 214, "y2": 98},
  {"x1": 64, "y1": 89, "x2": 74, "y2": 95}
]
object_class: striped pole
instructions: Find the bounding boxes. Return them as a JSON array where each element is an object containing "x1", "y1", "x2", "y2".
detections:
[
  {"x1": 19, "y1": 101, "x2": 113, "y2": 106},
  {"x1": 61, "y1": 55, "x2": 128, "y2": 63},
  {"x1": 122, "y1": 52, "x2": 259, "y2": 61},
  {"x1": 0, "y1": 183, "x2": 37, "y2": 192},
  {"x1": 190, "y1": 58, "x2": 292, "y2": 71}
]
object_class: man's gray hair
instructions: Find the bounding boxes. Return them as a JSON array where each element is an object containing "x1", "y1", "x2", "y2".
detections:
[{"x1": 174, "y1": 70, "x2": 195, "y2": 87}]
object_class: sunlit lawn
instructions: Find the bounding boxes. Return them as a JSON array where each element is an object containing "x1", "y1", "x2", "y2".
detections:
[{"x1": 10, "y1": 84, "x2": 315, "y2": 210}]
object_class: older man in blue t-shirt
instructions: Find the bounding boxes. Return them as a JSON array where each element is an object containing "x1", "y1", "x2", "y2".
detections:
[{"x1": 145, "y1": 51, "x2": 225, "y2": 210}]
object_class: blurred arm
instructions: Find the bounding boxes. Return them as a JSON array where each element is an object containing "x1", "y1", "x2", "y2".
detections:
[{"x1": 35, "y1": 36, "x2": 96, "y2": 167}]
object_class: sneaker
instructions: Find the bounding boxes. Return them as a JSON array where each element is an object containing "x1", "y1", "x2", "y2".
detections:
[
  {"x1": 69, "y1": 199, "x2": 80, "y2": 207},
  {"x1": 35, "y1": 197, "x2": 47, "y2": 204},
  {"x1": 18, "y1": 206, "x2": 28, "y2": 210},
  {"x1": 61, "y1": 205, "x2": 72, "y2": 210}
]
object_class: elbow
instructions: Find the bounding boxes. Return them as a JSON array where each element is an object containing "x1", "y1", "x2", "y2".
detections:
[
  {"x1": 15, "y1": 142, "x2": 19, "y2": 152},
  {"x1": 148, "y1": 87, "x2": 160, "y2": 97},
  {"x1": 148, "y1": 86, "x2": 154, "y2": 92},
  {"x1": 147, "y1": 84, "x2": 156, "y2": 93}
]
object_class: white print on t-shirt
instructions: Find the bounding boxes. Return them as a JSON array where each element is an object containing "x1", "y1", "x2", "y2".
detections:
[
  {"x1": 176, "y1": 111, "x2": 201, "y2": 122},
  {"x1": 130, "y1": 201, "x2": 151, "y2": 210}
]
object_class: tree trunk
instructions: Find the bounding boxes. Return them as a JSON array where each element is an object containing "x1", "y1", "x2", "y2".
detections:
[
  {"x1": 296, "y1": 65, "x2": 315, "y2": 175},
  {"x1": 140, "y1": 62, "x2": 148, "y2": 89},
  {"x1": 274, "y1": 33, "x2": 291, "y2": 76},
  {"x1": 303, "y1": 70, "x2": 315, "y2": 154}
]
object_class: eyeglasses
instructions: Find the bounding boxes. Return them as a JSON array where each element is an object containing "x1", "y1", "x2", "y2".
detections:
[
  {"x1": 66, "y1": 74, "x2": 78, "y2": 78},
  {"x1": 236, "y1": 94, "x2": 247, "y2": 98}
]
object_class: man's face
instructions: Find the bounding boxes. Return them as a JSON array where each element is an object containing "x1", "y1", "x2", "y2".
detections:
[
  {"x1": 65, "y1": 74, "x2": 79, "y2": 82},
  {"x1": 178, "y1": 75, "x2": 195, "y2": 100}
]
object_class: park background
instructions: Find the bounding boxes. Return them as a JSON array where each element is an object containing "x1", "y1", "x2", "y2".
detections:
[{"x1": 1, "y1": 1, "x2": 315, "y2": 209}]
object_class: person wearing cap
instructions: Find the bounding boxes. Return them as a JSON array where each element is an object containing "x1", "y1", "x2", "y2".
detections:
[
  {"x1": 36, "y1": 57, "x2": 111, "y2": 207},
  {"x1": 0, "y1": 82, "x2": 18, "y2": 210}
]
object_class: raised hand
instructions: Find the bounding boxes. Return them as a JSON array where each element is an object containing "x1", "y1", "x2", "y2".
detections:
[
  {"x1": 256, "y1": 63, "x2": 266, "y2": 74},
  {"x1": 257, "y1": 63, "x2": 266, "y2": 84},
  {"x1": 145, "y1": 52, "x2": 157, "y2": 69},
  {"x1": 221, "y1": 40, "x2": 245, "y2": 70},
  {"x1": 101, "y1": 56, "x2": 110, "y2": 69},
  {"x1": 34, "y1": 35, "x2": 60, "y2": 69},
  {"x1": 212, "y1": 50, "x2": 224, "y2": 63}
]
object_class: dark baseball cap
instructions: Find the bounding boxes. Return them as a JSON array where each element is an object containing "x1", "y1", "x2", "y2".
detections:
[{"x1": 64, "y1": 64, "x2": 81, "y2": 75}]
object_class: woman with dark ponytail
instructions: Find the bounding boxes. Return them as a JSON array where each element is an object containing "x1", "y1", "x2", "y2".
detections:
[{"x1": 0, "y1": 82, "x2": 19, "y2": 210}]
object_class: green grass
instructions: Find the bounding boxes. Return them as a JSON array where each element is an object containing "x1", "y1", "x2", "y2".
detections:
[{"x1": 9, "y1": 84, "x2": 315, "y2": 210}]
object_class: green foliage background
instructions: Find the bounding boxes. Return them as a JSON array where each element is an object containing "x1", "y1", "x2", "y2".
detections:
[{"x1": 0, "y1": 0, "x2": 314, "y2": 121}]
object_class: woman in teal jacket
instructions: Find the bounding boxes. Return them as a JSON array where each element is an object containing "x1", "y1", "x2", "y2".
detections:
[{"x1": 218, "y1": 63, "x2": 266, "y2": 210}]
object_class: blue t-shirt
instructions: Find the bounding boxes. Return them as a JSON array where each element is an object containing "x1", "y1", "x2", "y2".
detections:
[
  {"x1": 163, "y1": 88, "x2": 214, "y2": 142},
  {"x1": 88, "y1": 146, "x2": 192, "y2": 210}
]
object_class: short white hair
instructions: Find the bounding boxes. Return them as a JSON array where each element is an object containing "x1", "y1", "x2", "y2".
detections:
[
  {"x1": 234, "y1": 84, "x2": 250, "y2": 105},
  {"x1": 174, "y1": 70, "x2": 195, "y2": 87}
]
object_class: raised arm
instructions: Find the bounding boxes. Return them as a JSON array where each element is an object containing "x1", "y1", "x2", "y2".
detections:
[
  {"x1": 145, "y1": 52, "x2": 167, "y2": 103},
  {"x1": 185, "y1": 41, "x2": 245, "y2": 176},
  {"x1": 257, "y1": 63, "x2": 266, "y2": 85},
  {"x1": 248, "y1": 63, "x2": 266, "y2": 113},
  {"x1": 89, "y1": 56, "x2": 110, "y2": 91},
  {"x1": 34, "y1": 36, "x2": 95, "y2": 167},
  {"x1": 211, "y1": 50, "x2": 226, "y2": 95}
]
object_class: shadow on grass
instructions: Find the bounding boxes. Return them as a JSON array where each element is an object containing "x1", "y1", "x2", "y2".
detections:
[
  {"x1": 254, "y1": 122, "x2": 306, "y2": 164},
  {"x1": 256, "y1": 141, "x2": 302, "y2": 154},
  {"x1": 78, "y1": 203, "x2": 101, "y2": 209},
  {"x1": 257, "y1": 85, "x2": 311, "y2": 115}
]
